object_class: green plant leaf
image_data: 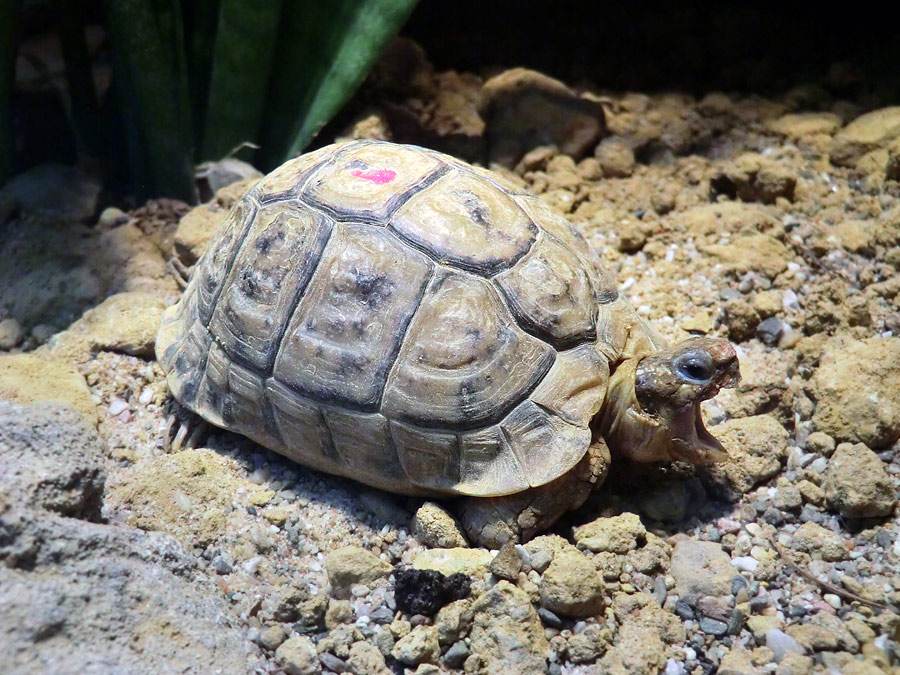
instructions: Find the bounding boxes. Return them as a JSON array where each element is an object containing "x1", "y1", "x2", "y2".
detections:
[
  {"x1": 202, "y1": 0, "x2": 282, "y2": 161},
  {"x1": 103, "y1": 0, "x2": 197, "y2": 202},
  {"x1": 260, "y1": 0, "x2": 419, "y2": 169}
]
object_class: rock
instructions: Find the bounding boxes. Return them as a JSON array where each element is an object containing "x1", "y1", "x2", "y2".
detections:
[
  {"x1": 811, "y1": 337, "x2": 900, "y2": 448},
  {"x1": 411, "y1": 502, "x2": 468, "y2": 548},
  {"x1": 756, "y1": 316, "x2": 784, "y2": 345},
  {"x1": 573, "y1": 512, "x2": 647, "y2": 553},
  {"x1": 196, "y1": 158, "x2": 262, "y2": 202},
  {"x1": 276, "y1": 636, "x2": 321, "y2": 675},
  {"x1": 704, "y1": 415, "x2": 790, "y2": 496},
  {"x1": 599, "y1": 604, "x2": 684, "y2": 675},
  {"x1": 261, "y1": 583, "x2": 327, "y2": 628},
  {"x1": 888, "y1": 137, "x2": 900, "y2": 180},
  {"x1": 434, "y1": 599, "x2": 473, "y2": 646},
  {"x1": 0, "y1": 318, "x2": 24, "y2": 349},
  {"x1": 96, "y1": 221, "x2": 178, "y2": 298},
  {"x1": 0, "y1": 163, "x2": 100, "y2": 223},
  {"x1": 566, "y1": 624, "x2": 610, "y2": 663},
  {"x1": 711, "y1": 153, "x2": 796, "y2": 203},
  {"x1": 638, "y1": 480, "x2": 693, "y2": 523},
  {"x1": 703, "y1": 234, "x2": 789, "y2": 280},
  {"x1": 0, "y1": 505, "x2": 262, "y2": 673},
  {"x1": 766, "y1": 112, "x2": 842, "y2": 138},
  {"x1": 489, "y1": 541, "x2": 524, "y2": 581},
  {"x1": 797, "y1": 480, "x2": 825, "y2": 506},
  {"x1": 441, "y1": 640, "x2": 469, "y2": 669},
  {"x1": 830, "y1": 106, "x2": 900, "y2": 167},
  {"x1": 393, "y1": 567, "x2": 470, "y2": 616},
  {"x1": 766, "y1": 629, "x2": 804, "y2": 663},
  {"x1": 0, "y1": 401, "x2": 105, "y2": 519},
  {"x1": 747, "y1": 615, "x2": 784, "y2": 641},
  {"x1": 791, "y1": 522, "x2": 846, "y2": 561},
  {"x1": 670, "y1": 541, "x2": 734, "y2": 599},
  {"x1": 468, "y1": 581, "x2": 548, "y2": 675},
  {"x1": 681, "y1": 202, "x2": 780, "y2": 237},
  {"x1": 43, "y1": 292, "x2": 166, "y2": 363},
  {"x1": 411, "y1": 547, "x2": 493, "y2": 578},
  {"x1": 347, "y1": 639, "x2": 391, "y2": 675},
  {"x1": 718, "y1": 647, "x2": 763, "y2": 675},
  {"x1": 785, "y1": 623, "x2": 839, "y2": 652},
  {"x1": 256, "y1": 624, "x2": 287, "y2": 651},
  {"x1": 806, "y1": 431, "x2": 836, "y2": 456},
  {"x1": 325, "y1": 599, "x2": 353, "y2": 628},
  {"x1": 326, "y1": 546, "x2": 392, "y2": 599},
  {"x1": 391, "y1": 625, "x2": 440, "y2": 666},
  {"x1": 823, "y1": 443, "x2": 897, "y2": 518},
  {"x1": 538, "y1": 547, "x2": 605, "y2": 617},
  {"x1": 479, "y1": 68, "x2": 606, "y2": 166},
  {"x1": 0, "y1": 353, "x2": 97, "y2": 425},
  {"x1": 595, "y1": 137, "x2": 635, "y2": 177},
  {"x1": 776, "y1": 652, "x2": 815, "y2": 675}
]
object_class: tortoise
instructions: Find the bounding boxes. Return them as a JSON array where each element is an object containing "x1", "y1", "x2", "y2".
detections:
[{"x1": 156, "y1": 140, "x2": 739, "y2": 547}]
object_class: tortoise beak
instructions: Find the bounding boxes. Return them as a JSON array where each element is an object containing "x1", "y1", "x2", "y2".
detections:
[{"x1": 668, "y1": 403, "x2": 729, "y2": 464}]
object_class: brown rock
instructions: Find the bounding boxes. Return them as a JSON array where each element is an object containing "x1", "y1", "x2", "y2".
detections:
[
  {"x1": 766, "y1": 112, "x2": 842, "y2": 138},
  {"x1": 573, "y1": 512, "x2": 647, "y2": 553},
  {"x1": 791, "y1": 522, "x2": 846, "y2": 561},
  {"x1": 703, "y1": 233, "x2": 790, "y2": 279},
  {"x1": 43, "y1": 292, "x2": 166, "y2": 363},
  {"x1": 468, "y1": 581, "x2": 548, "y2": 674},
  {"x1": 704, "y1": 415, "x2": 789, "y2": 496},
  {"x1": 823, "y1": 443, "x2": 897, "y2": 518},
  {"x1": 670, "y1": 540, "x2": 734, "y2": 599},
  {"x1": 0, "y1": 353, "x2": 97, "y2": 425},
  {"x1": 538, "y1": 547, "x2": 605, "y2": 617},
  {"x1": 411, "y1": 502, "x2": 468, "y2": 548},
  {"x1": 830, "y1": 106, "x2": 900, "y2": 167},
  {"x1": 326, "y1": 547, "x2": 392, "y2": 599},
  {"x1": 811, "y1": 337, "x2": 900, "y2": 448},
  {"x1": 479, "y1": 68, "x2": 606, "y2": 166},
  {"x1": 595, "y1": 137, "x2": 635, "y2": 177},
  {"x1": 712, "y1": 153, "x2": 796, "y2": 204}
]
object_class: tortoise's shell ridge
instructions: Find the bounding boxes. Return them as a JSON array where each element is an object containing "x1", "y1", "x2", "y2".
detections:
[{"x1": 157, "y1": 140, "x2": 627, "y2": 497}]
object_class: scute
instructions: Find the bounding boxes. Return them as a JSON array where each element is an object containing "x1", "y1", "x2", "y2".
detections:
[
  {"x1": 207, "y1": 203, "x2": 332, "y2": 371},
  {"x1": 304, "y1": 141, "x2": 443, "y2": 222},
  {"x1": 272, "y1": 223, "x2": 432, "y2": 409},
  {"x1": 495, "y1": 233, "x2": 597, "y2": 347},
  {"x1": 193, "y1": 198, "x2": 256, "y2": 325},
  {"x1": 251, "y1": 143, "x2": 341, "y2": 200},
  {"x1": 514, "y1": 194, "x2": 619, "y2": 305},
  {"x1": 381, "y1": 270, "x2": 555, "y2": 428},
  {"x1": 390, "y1": 169, "x2": 538, "y2": 276}
]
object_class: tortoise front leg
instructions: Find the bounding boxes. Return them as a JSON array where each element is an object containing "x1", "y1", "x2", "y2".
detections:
[{"x1": 458, "y1": 439, "x2": 611, "y2": 548}]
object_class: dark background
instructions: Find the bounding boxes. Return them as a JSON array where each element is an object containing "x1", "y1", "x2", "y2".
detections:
[{"x1": 403, "y1": 1, "x2": 900, "y2": 99}]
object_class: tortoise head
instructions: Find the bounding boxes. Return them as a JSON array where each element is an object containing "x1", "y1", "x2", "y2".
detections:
[{"x1": 602, "y1": 337, "x2": 740, "y2": 464}]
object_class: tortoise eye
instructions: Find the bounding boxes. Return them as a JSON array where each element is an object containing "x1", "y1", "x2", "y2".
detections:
[{"x1": 674, "y1": 351, "x2": 714, "y2": 383}]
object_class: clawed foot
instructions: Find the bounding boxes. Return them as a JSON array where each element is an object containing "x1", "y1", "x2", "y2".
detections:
[
  {"x1": 167, "y1": 256, "x2": 194, "y2": 290},
  {"x1": 163, "y1": 399, "x2": 208, "y2": 452}
]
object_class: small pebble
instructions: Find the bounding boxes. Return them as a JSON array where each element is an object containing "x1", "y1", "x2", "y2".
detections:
[
  {"x1": 442, "y1": 640, "x2": 469, "y2": 668},
  {"x1": 674, "y1": 599, "x2": 695, "y2": 620},
  {"x1": 0, "y1": 318, "x2": 24, "y2": 349},
  {"x1": 731, "y1": 557, "x2": 759, "y2": 573},
  {"x1": 108, "y1": 398, "x2": 129, "y2": 415},
  {"x1": 756, "y1": 316, "x2": 784, "y2": 344},
  {"x1": 319, "y1": 652, "x2": 348, "y2": 672},
  {"x1": 765, "y1": 629, "x2": 803, "y2": 662},
  {"x1": 537, "y1": 607, "x2": 563, "y2": 628},
  {"x1": 698, "y1": 617, "x2": 728, "y2": 636}
]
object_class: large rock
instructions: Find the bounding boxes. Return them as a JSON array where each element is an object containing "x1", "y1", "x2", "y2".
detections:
[
  {"x1": 599, "y1": 603, "x2": 685, "y2": 675},
  {"x1": 0, "y1": 401, "x2": 105, "y2": 520},
  {"x1": 703, "y1": 414, "x2": 789, "y2": 496},
  {"x1": 43, "y1": 292, "x2": 166, "y2": 363},
  {"x1": 479, "y1": 68, "x2": 606, "y2": 166},
  {"x1": 538, "y1": 546, "x2": 605, "y2": 617},
  {"x1": 711, "y1": 153, "x2": 796, "y2": 204},
  {"x1": 702, "y1": 233, "x2": 789, "y2": 280},
  {"x1": 0, "y1": 353, "x2": 97, "y2": 425},
  {"x1": 791, "y1": 522, "x2": 846, "y2": 561},
  {"x1": 468, "y1": 581, "x2": 548, "y2": 674},
  {"x1": 572, "y1": 512, "x2": 647, "y2": 553},
  {"x1": 0, "y1": 505, "x2": 261, "y2": 673},
  {"x1": 412, "y1": 547, "x2": 493, "y2": 578},
  {"x1": 823, "y1": 443, "x2": 897, "y2": 518},
  {"x1": 811, "y1": 337, "x2": 900, "y2": 448},
  {"x1": 325, "y1": 546, "x2": 392, "y2": 599},
  {"x1": 766, "y1": 112, "x2": 842, "y2": 138},
  {"x1": 670, "y1": 540, "x2": 734, "y2": 599},
  {"x1": 830, "y1": 106, "x2": 900, "y2": 167},
  {"x1": 275, "y1": 636, "x2": 320, "y2": 675}
]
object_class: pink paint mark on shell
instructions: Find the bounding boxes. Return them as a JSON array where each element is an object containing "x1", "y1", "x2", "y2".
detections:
[{"x1": 350, "y1": 168, "x2": 396, "y2": 185}]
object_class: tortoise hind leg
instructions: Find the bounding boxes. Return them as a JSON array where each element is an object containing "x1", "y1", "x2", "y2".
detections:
[
  {"x1": 163, "y1": 398, "x2": 209, "y2": 453},
  {"x1": 458, "y1": 439, "x2": 611, "y2": 548}
]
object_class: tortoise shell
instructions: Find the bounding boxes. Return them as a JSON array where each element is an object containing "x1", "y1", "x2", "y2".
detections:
[{"x1": 157, "y1": 140, "x2": 630, "y2": 497}]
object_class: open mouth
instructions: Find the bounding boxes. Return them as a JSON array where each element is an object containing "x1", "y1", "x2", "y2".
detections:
[{"x1": 669, "y1": 402, "x2": 728, "y2": 464}]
